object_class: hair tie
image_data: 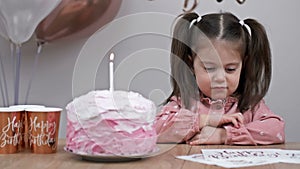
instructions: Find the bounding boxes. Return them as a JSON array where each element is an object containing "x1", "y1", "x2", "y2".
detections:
[
  {"x1": 239, "y1": 20, "x2": 252, "y2": 36},
  {"x1": 189, "y1": 15, "x2": 202, "y2": 29}
]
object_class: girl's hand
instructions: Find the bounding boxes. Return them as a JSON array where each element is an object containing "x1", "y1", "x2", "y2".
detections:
[
  {"x1": 201, "y1": 103, "x2": 244, "y2": 128},
  {"x1": 217, "y1": 112, "x2": 244, "y2": 128},
  {"x1": 188, "y1": 126, "x2": 226, "y2": 145}
]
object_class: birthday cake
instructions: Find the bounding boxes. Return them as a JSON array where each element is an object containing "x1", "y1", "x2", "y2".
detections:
[{"x1": 65, "y1": 90, "x2": 157, "y2": 156}]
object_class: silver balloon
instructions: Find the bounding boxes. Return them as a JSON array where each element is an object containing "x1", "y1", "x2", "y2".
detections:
[{"x1": 0, "y1": 0, "x2": 61, "y2": 44}]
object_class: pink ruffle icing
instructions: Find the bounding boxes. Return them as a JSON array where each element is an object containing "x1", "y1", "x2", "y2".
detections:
[{"x1": 65, "y1": 90, "x2": 157, "y2": 156}]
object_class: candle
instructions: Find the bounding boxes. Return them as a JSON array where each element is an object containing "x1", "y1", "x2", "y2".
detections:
[{"x1": 109, "y1": 53, "x2": 114, "y2": 92}]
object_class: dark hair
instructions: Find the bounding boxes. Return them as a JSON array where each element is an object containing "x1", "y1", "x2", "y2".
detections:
[{"x1": 166, "y1": 12, "x2": 271, "y2": 112}]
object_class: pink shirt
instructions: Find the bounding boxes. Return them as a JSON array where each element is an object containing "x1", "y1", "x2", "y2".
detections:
[{"x1": 155, "y1": 96, "x2": 285, "y2": 145}]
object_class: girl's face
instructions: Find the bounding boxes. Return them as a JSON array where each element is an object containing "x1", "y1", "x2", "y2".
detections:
[{"x1": 193, "y1": 40, "x2": 242, "y2": 100}]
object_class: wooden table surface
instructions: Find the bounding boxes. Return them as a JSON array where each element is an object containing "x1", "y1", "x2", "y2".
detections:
[{"x1": 1, "y1": 139, "x2": 300, "y2": 169}]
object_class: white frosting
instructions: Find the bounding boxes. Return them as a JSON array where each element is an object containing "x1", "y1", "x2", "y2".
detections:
[{"x1": 66, "y1": 90, "x2": 156, "y2": 124}]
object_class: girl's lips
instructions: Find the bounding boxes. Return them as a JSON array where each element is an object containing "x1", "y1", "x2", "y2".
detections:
[{"x1": 211, "y1": 87, "x2": 227, "y2": 89}]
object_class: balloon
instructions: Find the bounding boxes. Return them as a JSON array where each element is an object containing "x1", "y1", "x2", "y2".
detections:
[
  {"x1": 0, "y1": 0, "x2": 61, "y2": 44},
  {"x1": 35, "y1": 0, "x2": 122, "y2": 43}
]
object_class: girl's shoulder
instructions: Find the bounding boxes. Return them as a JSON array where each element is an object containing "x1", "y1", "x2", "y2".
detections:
[
  {"x1": 161, "y1": 96, "x2": 182, "y2": 111},
  {"x1": 169, "y1": 95, "x2": 181, "y2": 103}
]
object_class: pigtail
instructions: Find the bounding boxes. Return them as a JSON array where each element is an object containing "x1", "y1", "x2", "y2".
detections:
[
  {"x1": 166, "y1": 13, "x2": 199, "y2": 109},
  {"x1": 240, "y1": 19, "x2": 272, "y2": 112}
]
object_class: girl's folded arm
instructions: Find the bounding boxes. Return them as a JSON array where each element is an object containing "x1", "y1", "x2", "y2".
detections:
[
  {"x1": 224, "y1": 101, "x2": 285, "y2": 145},
  {"x1": 155, "y1": 99, "x2": 200, "y2": 143}
]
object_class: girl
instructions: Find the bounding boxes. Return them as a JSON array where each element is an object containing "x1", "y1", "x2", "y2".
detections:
[{"x1": 155, "y1": 12, "x2": 285, "y2": 145}]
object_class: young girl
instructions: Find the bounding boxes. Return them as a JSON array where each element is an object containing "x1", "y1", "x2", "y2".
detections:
[{"x1": 155, "y1": 12, "x2": 285, "y2": 145}]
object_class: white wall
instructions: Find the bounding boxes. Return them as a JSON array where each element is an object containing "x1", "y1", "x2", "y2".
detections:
[{"x1": 0, "y1": 0, "x2": 299, "y2": 141}]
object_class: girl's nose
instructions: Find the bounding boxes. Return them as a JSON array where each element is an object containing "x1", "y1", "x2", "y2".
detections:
[{"x1": 212, "y1": 69, "x2": 226, "y2": 83}]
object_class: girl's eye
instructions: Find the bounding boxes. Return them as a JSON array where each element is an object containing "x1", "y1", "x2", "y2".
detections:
[
  {"x1": 204, "y1": 67, "x2": 216, "y2": 72},
  {"x1": 226, "y1": 68, "x2": 236, "y2": 73}
]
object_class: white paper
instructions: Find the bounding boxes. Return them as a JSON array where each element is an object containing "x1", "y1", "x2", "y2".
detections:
[{"x1": 176, "y1": 149, "x2": 300, "y2": 168}]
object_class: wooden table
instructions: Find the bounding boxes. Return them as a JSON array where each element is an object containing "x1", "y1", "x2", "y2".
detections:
[{"x1": 1, "y1": 140, "x2": 300, "y2": 169}]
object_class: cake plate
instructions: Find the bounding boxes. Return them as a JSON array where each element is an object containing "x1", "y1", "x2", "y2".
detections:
[{"x1": 64, "y1": 147, "x2": 160, "y2": 162}]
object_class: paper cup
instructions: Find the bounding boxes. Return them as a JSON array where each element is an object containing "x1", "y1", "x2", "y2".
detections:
[
  {"x1": 26, "y1": 107, "x2": 61, "y2": 154},
  {"x1": 0, "y1": 107, "x2": 23, "y2": 154},
  {"x1": 9, "y1": 105, "x2": 45, "y2": 150}
]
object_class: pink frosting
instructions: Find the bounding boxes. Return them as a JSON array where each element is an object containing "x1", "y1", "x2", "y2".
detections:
[{"x1": 65, "y1": 90, "x2": 157, "y2": 156}]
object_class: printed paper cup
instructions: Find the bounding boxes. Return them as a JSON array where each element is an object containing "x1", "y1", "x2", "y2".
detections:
[
  {"x1": 0, "y1": 107, "x2": 23, "y2": 154},
  {"x1": 26, "y1": 107, "x2": 61, "y2": 154}
]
